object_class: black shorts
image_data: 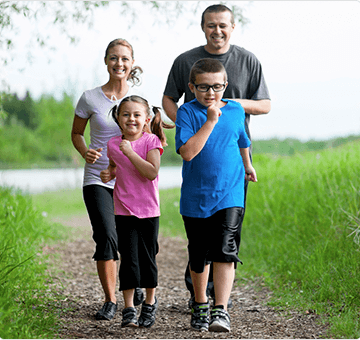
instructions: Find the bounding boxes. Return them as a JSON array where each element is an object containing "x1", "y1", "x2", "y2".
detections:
[
  {"x1": 83, "y1": 185, "x2": 119, "y2": 261},
  {"x1": 116, "y1": 215, "x2": 159, "y2": 291},
  {"x1": 183, "y1": 207, "x2": 244, "y2": 273}
]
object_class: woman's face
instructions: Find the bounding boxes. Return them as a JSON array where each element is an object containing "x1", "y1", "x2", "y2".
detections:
[{"x1": 105, "y1": 45, "x2": 134, "y2": 81}]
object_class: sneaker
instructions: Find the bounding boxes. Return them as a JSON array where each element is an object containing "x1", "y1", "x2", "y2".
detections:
[
  {"x1": 134, "y1": 287, "x2": 144, "y2": 306},
  {"x1": 209, "y1": 305, "x2": 230, "y2": 332},
  {"x1": 121, "y1": 307, "x2": 139, "y2": 328},
  {"x1": 95, "y1": 301, "x2": 117, "y2": 321},
  {"x1": 190, "y1": 301, "x2": 210, "y2": 332},
  {"x1": 208, "y1": 287, "x2": 233, "y2": 309},
  {"x1": 188, "y1": 295, "x2": 195, "y2": 309},
  {"x1": 139, "y1": 297, "x2": 158, "y2": 328}
]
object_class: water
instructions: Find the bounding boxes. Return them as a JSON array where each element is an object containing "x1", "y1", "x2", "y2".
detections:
[{"x1": 0, "y1": 166, "x2": 182, "y2": 194}]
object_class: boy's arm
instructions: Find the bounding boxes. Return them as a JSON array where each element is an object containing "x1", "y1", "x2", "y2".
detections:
[
  {"x1": 179, "y1": 104, "x2": 221, "y2": 162},
  {"x1": 100, "y1": 159, "x2": 116, "y2": 183},
  {"x1": 240, "y1": 147, "x2": 257, "y2": 182}
]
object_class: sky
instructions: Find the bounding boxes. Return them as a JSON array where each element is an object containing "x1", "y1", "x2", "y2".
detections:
[{"x1": 3, "y1": 1, "x2": 360, "y2": 141}]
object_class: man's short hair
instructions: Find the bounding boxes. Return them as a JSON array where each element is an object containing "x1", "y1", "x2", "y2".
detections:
[
  {"x1": 189, "y1": 58, "x2": 228, "y2": 84},
  {"x1": 201, "y1": 4, "x2": 234, "y2": 28}
]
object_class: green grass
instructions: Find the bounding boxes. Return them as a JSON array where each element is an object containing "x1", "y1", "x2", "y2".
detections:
[
  {"x1": 241, "y1": 141, "x2": 360, "y2": 338},
  {"x1": 0, "y1": 187, "x2": 69, "y2": 339},
  {"x1": 28, "y1": 141, "x2": 360, "y2": 338}
]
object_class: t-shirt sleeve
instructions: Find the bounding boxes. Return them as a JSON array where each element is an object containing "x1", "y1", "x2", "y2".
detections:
[
  {"x1": 247, "y1": 55, "x2": 270, "y2": 101},
  {"x1": 175, "y1": 105, "x2": 195, "y2": 154},
  {"x1": 163, "y1": 57, "x2": 185, "y2": 103},
  {"x1": 74, "y1": 91, "x2": 92, "y2": 119},
  {"x1": 147, "y1": 135, "x2": 164, "y2": 156}
]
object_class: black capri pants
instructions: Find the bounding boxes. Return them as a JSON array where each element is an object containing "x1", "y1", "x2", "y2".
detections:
[
  {"x1": 183, "y1": 207, "x2": 244, "y2": 274},
  {"x1": 83, "y1": 185, "x2": 119, "y2": 261},
  {"x1": 116, "y1": 216, "x2": 159, "y2": 291}
]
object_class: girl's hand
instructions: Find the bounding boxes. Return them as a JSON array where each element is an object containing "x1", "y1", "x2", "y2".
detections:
[
  {"x1": 84, "y1": 148, "x2": 103, "y2": 164},
  {"x1": 245, "y1": 165, "x2": 257, "y2": 182},
  {"x1": 207, "y1": 104, "x2": 221, "y2": 124},
  {"x1": 100, "y1": 169, "x2": 112, "y2": 183},
  {"x1": 119, "y1": 140, "x2": 133, "y2": 157}
]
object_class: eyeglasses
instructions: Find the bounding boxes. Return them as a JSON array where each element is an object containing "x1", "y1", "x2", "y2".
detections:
[{"x1": 193, "y1": 83, "x2": 227, "y2": 92}]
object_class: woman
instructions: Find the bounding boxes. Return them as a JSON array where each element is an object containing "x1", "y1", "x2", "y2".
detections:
[{"x1": 71, "y1": 38, "x2": 144, "y2": 321}]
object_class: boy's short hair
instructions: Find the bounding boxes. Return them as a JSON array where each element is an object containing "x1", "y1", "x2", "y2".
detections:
[{"x1": 189, "y1": 58, "x2": 228, "y2": 84}]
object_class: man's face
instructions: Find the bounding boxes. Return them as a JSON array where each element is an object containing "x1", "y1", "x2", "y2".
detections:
[{"x1": 202, "y1": 11, "x2": 235, "y2": 55}]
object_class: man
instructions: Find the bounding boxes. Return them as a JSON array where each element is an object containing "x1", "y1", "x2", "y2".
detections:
[{"x1": 162, "y1": 3, "x2": 271, "y2": 311}]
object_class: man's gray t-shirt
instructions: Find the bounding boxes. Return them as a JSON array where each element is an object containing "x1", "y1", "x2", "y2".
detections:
[{"x1": 163, "y1": 45, "x2": 271, "y2": 140}]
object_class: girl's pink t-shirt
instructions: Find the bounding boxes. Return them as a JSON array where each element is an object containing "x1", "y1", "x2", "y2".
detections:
[{"x1": 107, "y1": 132, "x2": 163, "y2": 219}]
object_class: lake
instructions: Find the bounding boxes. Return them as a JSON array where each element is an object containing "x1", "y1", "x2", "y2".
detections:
[{"x1": 0, "y1": 166, "x2": 182, "y2": 194}]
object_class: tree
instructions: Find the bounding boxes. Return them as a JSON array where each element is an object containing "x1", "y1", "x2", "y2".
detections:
[
  {"x1": 0, "y1": 1, "x2": 249, "y2": 67},
  {"x1": 0, "y1": 1, "x2": 250, "y2": 114}
]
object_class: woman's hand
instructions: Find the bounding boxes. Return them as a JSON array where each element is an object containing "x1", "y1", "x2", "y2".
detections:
[{"x1": 84, "y1": 148, "x2": 103, "y2": 164}]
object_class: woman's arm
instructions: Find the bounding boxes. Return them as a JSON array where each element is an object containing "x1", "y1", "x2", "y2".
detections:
[
  {"x1": 71, "y1": 115, "x2": 103, "y2": 163},
  {"x1": 120, "y1": 140, "x2": 160, "y2": 181}
]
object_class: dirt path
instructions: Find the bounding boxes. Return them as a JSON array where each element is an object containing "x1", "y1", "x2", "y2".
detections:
[{"x1": 49, "y1": 215, "x2": 328, "y2": 339}]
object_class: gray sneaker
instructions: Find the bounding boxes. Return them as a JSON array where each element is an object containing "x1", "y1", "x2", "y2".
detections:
[
  {"x1": 121, "y1": 307, "x2": 139, "y2": 328},
  {"x1": 191, "y1": 301, "x2": 210, "y2": 332},
  {"x1": 139, "y1": 296, "x2": 158, "y2": 328},
  {"x1": 209, "y1": 306, "x2": 230, "y2": 332}
]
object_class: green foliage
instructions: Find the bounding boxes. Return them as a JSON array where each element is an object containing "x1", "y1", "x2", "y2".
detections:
[
  {"x1": 2, "y1": 91, "x2": 39, "y2": 129},
  {"x1": 240, "y1": 140, "x2": 360, "y2": 338},
  {"x1": 253, "y1": 136, "x2": 360, "y2": 156},
  {"x1": 0, "y1": 92, "x2": 85, "y2": 168},
  {"x1": 162, "y1": 128, "x2": 182, "y2": 166},
  {"x1": 0, "y1": 187, "x2": 68, "y2": 338}
]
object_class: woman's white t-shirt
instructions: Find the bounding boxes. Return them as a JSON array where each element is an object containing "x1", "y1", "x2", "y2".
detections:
[{"x1": 74, "y1": 86, "x2": 142, "y2": 188}]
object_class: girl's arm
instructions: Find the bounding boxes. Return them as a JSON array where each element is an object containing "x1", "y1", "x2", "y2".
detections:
[
  {"x1": 179, "y1": 104, "x2": 221, "y2": 162},
  {"x1": 100, "y1": 159, "x2": 117, "y2": 183},
  {"x1": 120, "y1": 140, "x2": 160, "y2": 181},
  {"x1": 240, "y1": 147, "x2": 257, "y2": 182}
]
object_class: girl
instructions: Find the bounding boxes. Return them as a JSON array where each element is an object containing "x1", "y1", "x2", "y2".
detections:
[
  {"x1": 71, "y1": 38, "x2": 144, "y2": 321},
  {"x1": 100, "y1": 95, "x2": 173, "y2": 328}
]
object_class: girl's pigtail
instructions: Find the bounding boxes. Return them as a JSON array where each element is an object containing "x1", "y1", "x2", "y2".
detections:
[
  {"x1": 110, "y1": 105, "x2": 120, "y2": 127},
  {"x1": 150, "y1": 107, "x2": 175, "y2": 147}
]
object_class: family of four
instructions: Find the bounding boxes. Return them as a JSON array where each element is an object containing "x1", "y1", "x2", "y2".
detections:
[{"x1": 71, "y1": 4, "x2": 271, "y2": 333}]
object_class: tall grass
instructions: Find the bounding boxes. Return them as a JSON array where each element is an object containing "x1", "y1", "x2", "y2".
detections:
[
  {"x1": 0, "y1": 187, "x2": 68, "y2": 339},
  {"x1": 241, "y1": 141, "x2": 360, "y2": 338}
]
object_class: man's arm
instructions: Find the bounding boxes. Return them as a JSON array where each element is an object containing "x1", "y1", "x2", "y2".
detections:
[
  {"x1": 162, "y1": 95, "x2": 179, "y2": 123},
  {"x1": 232, "y1": 99, "x2": 271, "y2": 115}
]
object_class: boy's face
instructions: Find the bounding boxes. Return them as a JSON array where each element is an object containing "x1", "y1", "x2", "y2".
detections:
[{"x1": 189, "y1": 72, "x2": 228, "y2": 108}]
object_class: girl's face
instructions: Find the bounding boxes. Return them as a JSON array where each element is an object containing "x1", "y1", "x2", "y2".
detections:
[
  {"x1": 105, "y1": 45, "x2": 134, "y2": 81},
  {"x1": 117, "y1": 102, "x2": 150, "y2": 140}
]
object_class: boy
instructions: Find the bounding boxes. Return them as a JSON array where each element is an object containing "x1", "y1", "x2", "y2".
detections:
[{"x1": 175, "y1": 58, "x2": 257, "y2": 332}]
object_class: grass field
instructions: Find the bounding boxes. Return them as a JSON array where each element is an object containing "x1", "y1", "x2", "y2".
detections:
[{"x1": 1, "y1": 140, "x2": 359, "y2": 338}]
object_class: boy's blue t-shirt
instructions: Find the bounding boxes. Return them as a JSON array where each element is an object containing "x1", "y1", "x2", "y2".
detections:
[{"x1": 175, "y1": 99, "x2": 251, "y2": 218}]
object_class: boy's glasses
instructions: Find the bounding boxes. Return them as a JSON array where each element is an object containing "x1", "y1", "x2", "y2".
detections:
[{"x1": 193, "y1": 83, "x2": 226, "y2": 92}]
